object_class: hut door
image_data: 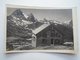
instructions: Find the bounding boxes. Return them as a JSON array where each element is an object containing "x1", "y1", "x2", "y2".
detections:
[{"x1": 51, "y1": 39, "x2": 53, "y2": 44}]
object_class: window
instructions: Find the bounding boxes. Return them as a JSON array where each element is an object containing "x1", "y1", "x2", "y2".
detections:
[
  {"x1": 42, "y1": 39, "x2": 47, "y2": 44},
  {"x1": 43, "y1": 33, "x2": 47, "y2": 37},
  {"x1": 51, "y1": 31, "x2": 55, "y2": 37}
]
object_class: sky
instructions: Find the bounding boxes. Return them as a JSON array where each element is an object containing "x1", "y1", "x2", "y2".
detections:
[{"x1": 7, "y1": 8, "x2": 72, "y2": 23}]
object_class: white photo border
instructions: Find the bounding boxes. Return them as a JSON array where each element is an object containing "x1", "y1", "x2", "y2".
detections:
[{"x1": 5, "y1": 4, "x2": 78, "y2": 54}]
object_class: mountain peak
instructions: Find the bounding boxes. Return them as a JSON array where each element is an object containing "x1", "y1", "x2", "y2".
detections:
[
  {"x1": 11, "y1": 9, "x2": 27, "y2": 20},
  {"x1": 12, "y1": 9, "x2": 22, "y2": 16},
  {"x1": 27, "y1": 13, "x2": 36, "y2": 22}
]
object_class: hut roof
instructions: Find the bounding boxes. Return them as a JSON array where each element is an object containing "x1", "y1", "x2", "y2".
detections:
[{"x1": 32, "y1": 23, "x2": 50, "y2": 34}]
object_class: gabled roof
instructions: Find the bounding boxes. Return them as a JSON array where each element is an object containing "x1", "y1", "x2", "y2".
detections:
[{"x1": 32, "y1": 23, "x2": 50, "y2": 35}]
